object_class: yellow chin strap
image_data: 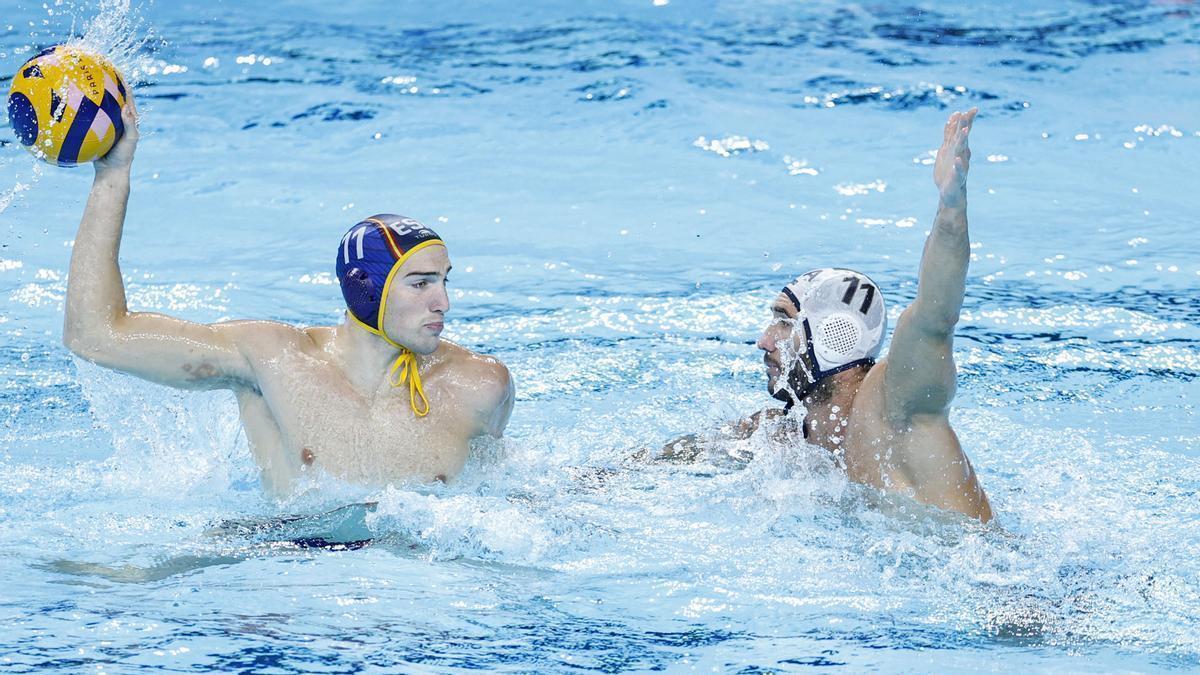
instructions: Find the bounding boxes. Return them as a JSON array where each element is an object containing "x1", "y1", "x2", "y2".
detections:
[
  {"x1": 348, "y1": 312, "x2": 430, "y2": 417},
  {"x1": 383, "y1": 333, "x2": 431, "y2": 417},
  {"x1": 348, "y1": 237, "x2": 445, "y2": 417}
]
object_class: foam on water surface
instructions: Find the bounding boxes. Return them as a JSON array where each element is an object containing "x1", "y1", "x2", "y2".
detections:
[{"x1": 2, "y1": 0, "x2": 1198, "y2": 671}]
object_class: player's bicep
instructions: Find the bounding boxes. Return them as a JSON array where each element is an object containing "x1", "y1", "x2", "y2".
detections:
[
  {"x1": 882, "y1": 305, "x2": 957, "y2": 422},
  {"x1": 78, "y1": 312, "x2": 259, "y2": 390}
]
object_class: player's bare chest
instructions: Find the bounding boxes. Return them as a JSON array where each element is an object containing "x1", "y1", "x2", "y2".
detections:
[{"x1": 249, "y1": 351, "x2": 473, "y2": 481}]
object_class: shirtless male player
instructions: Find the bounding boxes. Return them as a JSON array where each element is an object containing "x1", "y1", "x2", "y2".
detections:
[
  {"x1": 662, "y1": 109, "x2": 992, "y2": 523},
  {"x1": 64, "y1": 95, "x2": 514, "y2": 495}
]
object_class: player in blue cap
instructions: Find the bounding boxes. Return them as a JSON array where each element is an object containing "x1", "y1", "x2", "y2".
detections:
[{"x1": 62, "y1": 94, "x2": 514, "y2": 494}]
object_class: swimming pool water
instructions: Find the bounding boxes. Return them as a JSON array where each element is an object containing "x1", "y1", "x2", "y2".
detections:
[{"x1": 2, "y1": 0, "x2": 1198, "y2": 671}]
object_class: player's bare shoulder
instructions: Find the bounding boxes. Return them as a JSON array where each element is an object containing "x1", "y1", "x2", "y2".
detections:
[
  {"x1": 208, "y1": 320, "x2": 322, "y2": 374},
  {"x1": 218, "y1": 319, "x2": 311, "y2": 350},
  {"x1": 436, "y1": 340, "x2": 512, "y2": 400},
  {"x1": 433, "y1": 340, "x2": 514, "y2": 435}
]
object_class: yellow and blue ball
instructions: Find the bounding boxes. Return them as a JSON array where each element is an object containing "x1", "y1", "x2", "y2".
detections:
[{"x1": 6, "y1": 45, "x2": 128, "y2": 167}]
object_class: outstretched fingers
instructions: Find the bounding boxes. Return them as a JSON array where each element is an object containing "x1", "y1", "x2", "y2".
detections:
[
  {"x1": 951, "y1": 108, "x2": 977, "y2": 157},
  {"x1": 953, "y1": 127, "x2": 971, "y2": 177},
  {"x1": 934, "y1": 108, "x2": 977, "y2": 203},
  {"x1": 944, "y1": 111, "x2": 960, "y2": 143},
  {"x1": 953, "y1": 124, "x2": 968, "y2": 152},
  {"x1": 944, "y1": 107, "x2": 976, "y2": 137}
]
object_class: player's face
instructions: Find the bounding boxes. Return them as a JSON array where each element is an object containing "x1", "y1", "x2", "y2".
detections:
[
  {"x1": 381, "y1": 245, "x2": 451, "y2": 355},
  {"x1": 756, "y1": 292, "x2": 817, "y2": 404}
]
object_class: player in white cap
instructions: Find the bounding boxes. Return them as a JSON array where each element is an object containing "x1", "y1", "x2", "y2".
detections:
[{"x1": 663, "y1": 109, "x2": 991, "y2": 523}]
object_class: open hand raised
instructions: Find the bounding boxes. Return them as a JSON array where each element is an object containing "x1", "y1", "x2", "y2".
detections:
[{"x1": 933, "y1": 108, "x2": 976, "y2": 208}]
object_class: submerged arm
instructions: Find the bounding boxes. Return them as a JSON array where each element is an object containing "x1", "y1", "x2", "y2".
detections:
[
  {"x1": 883, "y1": 109, "x2": 976, "y2": 422},
  {"x1": 650, "y1": 408, "x2": 790, "y2": 463},
  {"x1": 63, "y1": 95, "x2": 258, "y2": 391}
]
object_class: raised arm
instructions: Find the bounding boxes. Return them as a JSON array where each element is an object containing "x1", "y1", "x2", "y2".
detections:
[
  {"x1": 63, "y1": 94, "x2": 261, "y2": 391},
  {"x1": 883, "y1": 108, "x2": 976, "y2": 423}
]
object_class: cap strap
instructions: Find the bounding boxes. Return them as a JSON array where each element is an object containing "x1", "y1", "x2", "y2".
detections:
[
  {"x1": 387, "y1": 349, "x2": 431, "y2": 417},
  {"x1": 346, "y1": 311, "x2": 432, "y2": 417},
  {"x1": 781, "y1": 285, "x2": 803, "y2": 314}
]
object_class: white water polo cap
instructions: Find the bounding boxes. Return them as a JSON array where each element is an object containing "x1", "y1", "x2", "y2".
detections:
[{"x1": 781, "y1": 268, "x2": 887, "y2": 378}]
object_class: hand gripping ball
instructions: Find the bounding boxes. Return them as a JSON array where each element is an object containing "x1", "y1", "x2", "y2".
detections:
[{"x1": 6, "y1": 45, "x2": 128, "y2": 166}]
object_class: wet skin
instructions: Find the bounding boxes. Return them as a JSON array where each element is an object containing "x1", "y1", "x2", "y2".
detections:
[
  {"x1": 63, "y1": 94, "x2": 514, "y2": 495},
  {"x1": 667, "y1": 109, "x2": 992, "y2": 523},
  {"x1": 753, "y1": 108, "x2": 992, "y2": 522}
]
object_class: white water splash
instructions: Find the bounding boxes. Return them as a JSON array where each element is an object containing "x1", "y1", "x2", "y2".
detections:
[
  {"x1": 76, "y1": 0, "x2": 161, "y2": 82},
  {"x1": 2, "y1": 1, "x2": 156, "y2": 210},
  {"x1": 0, "y1": 162, "x2": 42, "y2": 214}
]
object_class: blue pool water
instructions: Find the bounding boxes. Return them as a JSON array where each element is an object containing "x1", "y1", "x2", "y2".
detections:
[{"x1": 2, "y1": 0, "x2": 1199, "y2": 671}]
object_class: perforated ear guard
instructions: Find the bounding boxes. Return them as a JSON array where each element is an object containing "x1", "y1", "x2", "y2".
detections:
[
  {"x1": 814, "y1": 313, "x2": 865, "y2": 366},
  {"x1": 783, "y1": 267, "x2": 886, "y2": 377}
]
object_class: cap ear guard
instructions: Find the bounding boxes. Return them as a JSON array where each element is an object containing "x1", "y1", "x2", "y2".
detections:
[
  {"x1": 340, "y1": 266, "x2": 380, "y2": 328},
  {"x1": 814, "y1": 314, "x2": 864, "y2": 365},
  {"x1": 784, "y1": 268, "x2": 887, "y2": 378}
]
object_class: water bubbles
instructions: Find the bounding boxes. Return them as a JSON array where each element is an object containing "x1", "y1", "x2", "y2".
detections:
[
  {"x1": 1133, "y1": 123, "x2": 1184, "y2": 138},
  {"x1": 693, "y1": 135, "x2": 770, "y2": 158},
  {"x1": 141, "y1": 60, "x2": 187, "y2": 76},
  {"x1": 833, "y1": 180, "x2": 887, "y2": 196},
  {"x1": 784, "y1": 156, "x2": 819, "y2": 176},
  {"x1": 296, "y1": 272, "x2": 335, "y2": 285},
  {"x1": 913, "y1": 150, "x2": 937, "y2": 166}
]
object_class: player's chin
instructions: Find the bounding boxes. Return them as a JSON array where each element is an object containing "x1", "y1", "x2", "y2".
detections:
[{"x1": 411, "y1": 335, "x2": 441, "y2": 356}]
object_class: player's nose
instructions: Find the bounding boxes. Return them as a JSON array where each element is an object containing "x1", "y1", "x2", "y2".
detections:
[
  {"x1": 431, "y1": 283, "x2": 449, "y2": 313},
  {"x1": 756, "y1": 329, "x2": 774, "y2": 352}
]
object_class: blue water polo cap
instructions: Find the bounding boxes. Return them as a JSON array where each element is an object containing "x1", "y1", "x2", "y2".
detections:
[{"x1": 336, "y1": 214, "x2": 444, "y2": 335}]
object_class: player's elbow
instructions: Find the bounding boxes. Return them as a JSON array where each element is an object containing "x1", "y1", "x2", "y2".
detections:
[
  {"x1": 907, "y1": 300, "x2": 960, "y2": 338},
  {"x1": 926, "y1": 312, "x2": 960, "y2": 338},
  {"x1": 62, "y1": 317, "x2": 123, "y2": 365},
  {"x1": 63, "y1": 302, "x2": 126, "y2": 362},
  {"x1": 63, "y1": 317, "x2": 95, "y2": 359},
  {"x1": 63, "y1": 328, "x2": 106, "y2": 363}
]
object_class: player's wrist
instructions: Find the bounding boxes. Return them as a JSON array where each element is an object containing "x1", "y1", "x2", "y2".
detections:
[{"x1": 94, "y1": 162, "x2": 132, "y2": 181}]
